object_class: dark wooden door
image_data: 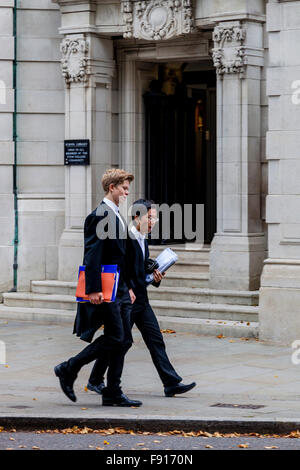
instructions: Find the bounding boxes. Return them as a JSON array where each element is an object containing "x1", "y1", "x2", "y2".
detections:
[{"x1": 144, "y1": 83, "x2": 216, "y2": 244}]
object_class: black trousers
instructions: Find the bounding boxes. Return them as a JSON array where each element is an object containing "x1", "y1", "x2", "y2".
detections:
[
  {"x1": 67, "y1": 284, "x2": 133, "y2": 395},
  {"x1": 89, "y1": 296, "x2": 182, "y2": 388}
]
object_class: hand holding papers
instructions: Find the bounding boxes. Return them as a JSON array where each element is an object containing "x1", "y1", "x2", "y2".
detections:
[{"x1": 145, "y1": 248, "x2": 178, "y2": 285}]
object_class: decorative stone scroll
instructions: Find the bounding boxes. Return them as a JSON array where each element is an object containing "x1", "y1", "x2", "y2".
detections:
[
  {"x1": 211, "y1": 23, "x2": 247, "y2": 77},
  {"x1": 121, "y1": 0, "x2": 193, "y2": 40},
  {"x1": 60, "y1": 37, "x2": 90, "y2": 85}
]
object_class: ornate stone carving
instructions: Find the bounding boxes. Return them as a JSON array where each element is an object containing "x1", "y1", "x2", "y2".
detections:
[
  {"x1": 211, "y1": 23, "x2": 247, "y2": 77},
  {"x1": 60, "y1": 37, "x2": 90, "y2": 85},
  {"x1": 121, "y1": 0, "x2": 193, "y2": 40}
]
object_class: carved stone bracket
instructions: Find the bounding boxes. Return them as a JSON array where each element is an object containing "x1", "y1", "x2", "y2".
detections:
[
  {"x1": 211, "y1": 23, "x2": 247, "y2": 78},
  {"x1": 121, "y1": 0, "x2": 193, "y2": 40},
  {"x1": 60, "y1": 37, "x2": 90, "y2": 85}
]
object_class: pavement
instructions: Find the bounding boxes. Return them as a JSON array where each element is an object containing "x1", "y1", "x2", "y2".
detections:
[{"x1": 1, "y1": 319, "x2": 300, "y2": 434}]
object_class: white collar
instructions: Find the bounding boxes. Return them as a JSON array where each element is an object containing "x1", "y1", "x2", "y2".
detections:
[
  {"x1": 131, "y1": 225, "x2": 146, "y2": 241},
  {"x1": 103, "y1": 197, "x2": 119, "y2": 214}
]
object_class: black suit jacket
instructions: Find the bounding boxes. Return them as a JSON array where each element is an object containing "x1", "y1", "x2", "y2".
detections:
[
  {"x1": 127, "y1": 231, "x2": 160, "y2": 301},
  {"x1": 73, "y1": 201, "x2": 133, "y2": 342}
]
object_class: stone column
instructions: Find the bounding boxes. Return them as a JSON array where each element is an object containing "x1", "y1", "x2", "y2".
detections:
[
  {"x1": 58, "y1": 33, "x2": 115, "y2": 281},
  {"x1": 209, "y1": 20, "x2": 266, "y2": 291},
  {"x1": 259, "y1": 0, "x2": 300, "y2": 343}
]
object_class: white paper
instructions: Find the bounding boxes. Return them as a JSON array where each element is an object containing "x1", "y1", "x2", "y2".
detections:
[{"x1": 145, "y1": 248, "x2": 178, "y2": 284}]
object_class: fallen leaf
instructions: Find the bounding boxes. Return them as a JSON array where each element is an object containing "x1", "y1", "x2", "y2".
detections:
[
  {"x1": 217, "y1": 334, "x2": 224, "y2": 339},
  {"x1": 238, "y1": 444, "x2": 249, "y2": 448},
  {"x1": 205, "y1": 445, "x2": 213, "y2": 449},
  {"x1": 32, "y1": 446, "x2": 40, "y2": 450},
  {"x1": 103, "y1": 440, "x2": 110, "y2": 445},
  {"x1": 265, "y1": 446, "x2": 278, "y2": 449}
]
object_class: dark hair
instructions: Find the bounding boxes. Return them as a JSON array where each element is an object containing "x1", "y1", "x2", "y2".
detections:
[{"x1": 131, "y1": 199, "x2": 156, "y2": 220}]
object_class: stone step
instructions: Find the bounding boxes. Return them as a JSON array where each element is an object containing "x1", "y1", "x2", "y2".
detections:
[
  {"x1": 157, "y1": 316, "x2": 258, "y2": 339},
  {"x1": 158, "y1": 272, "x2": 209, "y2": 288},
  {"x1": 31, "y1": 273, "x2": 210, "y2": 295},
  {"x1": 148, "y1": 286, "x2": 259, "y2": 306},
  {"x1": 0, "y1": 305, "x2": 75, "y2": 324},
  {"x1": 149, "y1": 244, "x2": 210, "y2": 262},
  {"x1": 168, "y1": 260, "x2": 209, "y2": 273},
  {"x1": 3, "y1": 292, "x2": 77, "y2": 311},
  {"x1": 32, "y1": 280, "x2": 77, "y2": 296},
  {"x1": 0, "y1": 306, "x2": 258, "y2": 338},
  {"x1": 149, "y1": 300, "x2": 258, "y2": 322},
  {"x1": 2, "y1": 291, "x2": 258, "y2": 322}
]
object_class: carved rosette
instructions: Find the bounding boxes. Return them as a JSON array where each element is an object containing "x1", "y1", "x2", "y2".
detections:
[
  {"x1": 211, "y1": 24, "x2": 247, "y2": 77},
  {"x1": 60, "y1": 37, "x2": 90, "y2": 85},
  {"x1": 121, "y1": 0, "x2": 193, "y2": 40}
]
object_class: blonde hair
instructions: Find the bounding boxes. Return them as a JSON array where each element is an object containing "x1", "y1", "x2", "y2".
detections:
[{"x1": 101, "y1": 168, "x2": 134, "y2": 194}]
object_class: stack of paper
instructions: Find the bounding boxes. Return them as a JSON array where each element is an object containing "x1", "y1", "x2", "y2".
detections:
[{"x1": 145, "y1": 248, "x2": 178, "y2": 285}]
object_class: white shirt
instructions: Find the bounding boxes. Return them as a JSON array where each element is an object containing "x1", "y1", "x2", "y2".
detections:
[
  {"x1": 130, "y1": 226, "x2": 146, "y2": 259},
  {"x1": 103, "y1": 197, "x2": 125, "y2": 231}
]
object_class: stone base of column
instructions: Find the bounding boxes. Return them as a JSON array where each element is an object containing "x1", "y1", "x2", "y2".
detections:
[
  {"x1": 259, "y1": 259, "x2": 300, "y2": 344},
  {"x1": 209, "y1": 233, "x2": 266, "y2": 291},
  {"x1": 58, "y1": 229, "x2": 84, "y2": 281}
]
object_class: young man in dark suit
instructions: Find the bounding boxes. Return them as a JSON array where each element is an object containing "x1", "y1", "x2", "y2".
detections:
[
  {"x1": 87, "y1": 199, "x2": 196, "y2": 399},
  {"x1": 54, "y1": 169, "x2": 142, "y2": 407}
]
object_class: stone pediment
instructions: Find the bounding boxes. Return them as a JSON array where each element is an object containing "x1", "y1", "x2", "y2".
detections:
[{"x1": 121, "y1": 0, "x2": 193, "y2": 40}]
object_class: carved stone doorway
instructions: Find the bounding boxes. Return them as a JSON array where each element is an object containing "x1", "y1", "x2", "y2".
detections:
[{"x1": 116, "y1": 36, "x2": 215, "y2": 246}]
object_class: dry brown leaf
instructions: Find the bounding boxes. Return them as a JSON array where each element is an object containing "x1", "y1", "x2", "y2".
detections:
[{"x1": 238, "y1": 444, "x2": 249, "y2": 448}]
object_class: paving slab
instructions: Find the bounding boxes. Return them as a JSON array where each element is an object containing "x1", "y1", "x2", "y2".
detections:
[{"x1": 1, "y1": 319, "x2": 300, "y2": 433}]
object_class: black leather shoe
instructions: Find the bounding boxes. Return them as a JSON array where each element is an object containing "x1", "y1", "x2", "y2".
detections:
[
  {"x1": 87, "y1": 381, "x2": 105, "y2": 395},
  {"x1": 54, "y1": 362, "x2": 77, "y2": 402},
  {"x1": 164, "y1": 382, "x2": 196, "y2": 397},
  {"x1": 102, "y1": 393, "x2": 143, "y2": 407}
]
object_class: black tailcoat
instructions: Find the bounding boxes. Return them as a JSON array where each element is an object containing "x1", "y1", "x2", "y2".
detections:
[{"x1": 73, "y1": 201, "x2": 132, "y2": 343}]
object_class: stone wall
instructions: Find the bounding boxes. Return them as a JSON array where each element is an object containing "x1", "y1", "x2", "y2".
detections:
[
  {"x1": 0, "y1": 0, "x2": 65, "y2": 292},
  {"x1": 259, "y1": 0, "x2": 300, "y2": 343}
]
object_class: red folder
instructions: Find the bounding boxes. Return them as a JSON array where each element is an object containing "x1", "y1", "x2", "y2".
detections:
[{"x1": 75, "y1": 265, "x2": 119, "y2": 303}]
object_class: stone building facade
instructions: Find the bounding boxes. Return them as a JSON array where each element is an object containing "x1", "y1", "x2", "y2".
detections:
[{"x1": 0, "y1": 0, "x2": 299, "y2": 344}]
